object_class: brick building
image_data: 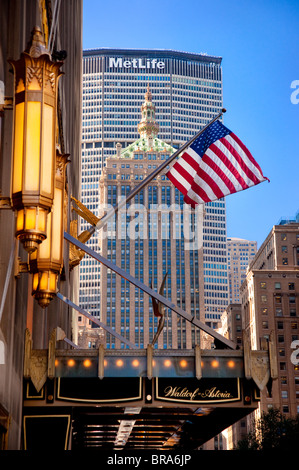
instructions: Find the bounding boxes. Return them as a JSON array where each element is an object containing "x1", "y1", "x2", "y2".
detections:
[{"x1": 241, "y1": 220, "x2": 299, "y2": 416}]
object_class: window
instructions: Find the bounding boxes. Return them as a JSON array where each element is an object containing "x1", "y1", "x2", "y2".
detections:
[
  {"x1": 277, "y1": 321, "x2": 284, "y2": 329},
  {"x1": 281, "y1": 376, "x2": 288, "y2": 384},
  {"x1": 262, "y1": 321, "x2": 269, "y2": 329},
  {"x1": 275, "y1": 295, "x2": 282, "y2": 304},
  {"x1": 282, "y1": 258, "x2": 288, "y2": 265},
  {"x1": 276, "y1": 308, "x2": 283, "y2": 316},
  {"x1": 281, "y1": 246, "x2": 288, "y2": 253},
  {"x1": 289, "y1": 296, "x2": 296, "y2": 304},
  {"x1": 290, "y1": 309, "x2": 297, "y2": 317},
  {"x1": 289, "y1": 283, "x2": 295, "y2": 290},
  {"x1": 280, "y1": 362, "x2": 286, "y2": 370},
  {"x1": 262, "y1": 308, "x2": 268, "y2": 315},
  {"x1": 281, "y1": 233, "x2": 287, "y2": 241},
  {"x1": 278, "y1": 335, "x2": 285, "y2": 343},
  {"x1": 275, "y1": 282, "x2": 281, "y2": 289},
  {"x1": 260, "y1": 282, "x2": 266, "y2": 289},
  {"x1": 261, "y1": 295, "x2": 267, "y2": 302},
  {"x1": 282, "y1": 391, "x2": 288, "y2": 399}
]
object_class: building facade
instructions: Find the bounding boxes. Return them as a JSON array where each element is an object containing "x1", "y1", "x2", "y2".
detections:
[
  {"x1": 95, "y1": 84, "x2": 229, "y2": 350},
  {"x1": 80, "y1": 48, "x2": 228, "y2": 331},
  {"x1": 217, "y1": 303, "x2": 247, "y2": 449},
  {"x1": 227, "y1": 237, "x2": 257, "y2": 304},
  {"x1": 241, "y1": 221, "x2": 299, "y2": 416},
  {"x1": 0, "y1": 0, "x2": 83, "y2": 449}
]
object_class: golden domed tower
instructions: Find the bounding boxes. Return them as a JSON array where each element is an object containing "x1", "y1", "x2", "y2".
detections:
[{"x1": 137, "y1": 84, "x2": 159, "y2": 148}]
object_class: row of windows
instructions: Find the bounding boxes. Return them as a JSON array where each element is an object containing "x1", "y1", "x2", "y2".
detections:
[
  {"x1": 262, "y1": 307, "x2": 297, "y2": 316},
  {"x1": 261, "y1": 294, "x2": 296, "y2": 303},
  {"x1": 84, "y1": 75, "x2": 221, "y2": 88},
  {"x1": 260, "y1": 281, "x2": 296, "y2": 290},
  {"x1": 262, "y1": 320, "x2": 298, "y2": 330}
]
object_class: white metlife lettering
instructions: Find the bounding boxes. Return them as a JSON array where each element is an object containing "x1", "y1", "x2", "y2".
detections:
[{"x1": 109, "y1": 57, "x2": 165, "y2": 70}]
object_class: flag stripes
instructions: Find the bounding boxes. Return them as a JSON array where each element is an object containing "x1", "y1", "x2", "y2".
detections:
[{"x1": 166, "y1": 122, "x2": 269, "y2": 207}]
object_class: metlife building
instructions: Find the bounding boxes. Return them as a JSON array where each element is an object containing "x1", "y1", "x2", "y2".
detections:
[
  {"x1": 80, "y1": 48, "x2": 228, "y2": 332},
  {"x1": 82, "y1": 48, "x2": 222, "y2": 154}
]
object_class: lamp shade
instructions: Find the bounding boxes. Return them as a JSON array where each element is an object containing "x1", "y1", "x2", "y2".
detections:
[
  {"x1": 9, "y1": 27, "x2": 63, "y2": 253},
  {"x1": 29, "y1": 150, "x2": 69, "y2": 308}
]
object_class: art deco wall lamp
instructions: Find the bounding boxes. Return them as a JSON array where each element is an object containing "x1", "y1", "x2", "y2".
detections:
[
  {"x1": 28, "y1": 149, "x2": 68, "y2": 308},
  {"x1": 9, "y1": 26, "x2": 63, "y2": 254},
  {"x1": 1, "y1": 27, "x2": 67, "y2": 308}
]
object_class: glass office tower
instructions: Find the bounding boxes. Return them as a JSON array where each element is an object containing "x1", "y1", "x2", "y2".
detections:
[{"x1": 80, "y1": 49, "x2": 228, "y2": 344}]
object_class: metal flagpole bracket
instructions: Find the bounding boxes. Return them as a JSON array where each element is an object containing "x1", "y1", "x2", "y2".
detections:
[
  {"x1": 195, "y1": 345, "x2": 202, "y2": 380},
  {"x1": 98, "y1": 343, "x2": 105, "y2": 379},
  {"x1": 147, "y1": 344, "x2": 153, "y2": 380}
]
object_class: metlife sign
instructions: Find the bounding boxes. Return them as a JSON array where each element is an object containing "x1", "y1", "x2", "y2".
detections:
[{"x1": 109, "y1": 57, "x2": 165, "y2": 70}]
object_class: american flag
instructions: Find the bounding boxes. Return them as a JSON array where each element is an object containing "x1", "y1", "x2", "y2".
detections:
[{"x1": 166, "y1": 120, "x2": 269, "y2": 207}]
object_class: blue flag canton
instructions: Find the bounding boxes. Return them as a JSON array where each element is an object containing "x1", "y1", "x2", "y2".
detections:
[{"x1": 190, "y1": 120, "x2": 231, "y2": 157}]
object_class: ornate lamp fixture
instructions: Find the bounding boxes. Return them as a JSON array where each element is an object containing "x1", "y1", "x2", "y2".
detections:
[
  {"x1": 9, "y1": 27, "x2": 63, "y2": 253},
  {"x1": 28, "y1": 149, "x2": 68, "y2": 308}
]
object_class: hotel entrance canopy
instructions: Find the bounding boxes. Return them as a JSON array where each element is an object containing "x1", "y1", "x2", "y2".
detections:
[{"x1": 22, "y1": 339, "x2": 274, "y2": 450}]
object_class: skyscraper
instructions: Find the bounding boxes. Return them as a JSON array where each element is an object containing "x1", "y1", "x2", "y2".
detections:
[
  {"x1": 241, "y1": 220, "x2": 299, "y2": 416},
  {"x1": 79, "y1": 48, "x2": 228, "y2": 340},
  {"x1": 227, "y1": 237, "x2": 257, "y2": 304},
  {"x1": 96, "y1": 85, "x2": 229, "y2": 349}
]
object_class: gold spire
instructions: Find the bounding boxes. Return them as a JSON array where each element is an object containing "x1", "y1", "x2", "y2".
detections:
[
  {"x1": 137, "y1": 84, "x2": 159, "y2": 142},
  {"x1": 144, "y1": 83, "x2": 152, "y2": 102}
]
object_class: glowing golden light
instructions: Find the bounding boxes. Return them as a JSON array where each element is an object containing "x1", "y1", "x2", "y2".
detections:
[
  {"x1": 83, "y1": 359, "x2": 92, "y2": 368},
  {"x1": 116, "y1": 359, "x2": 124, "y2": 367},
  {"x1": 211, "y1": 360, "x2": 219, "y2": 368},
  {"x1": 227, "y1": 360, "x2": 235, "y2": 368},
  {"x1": 9, "y1": 27, "x2": 63, "y2": 253},
  {"x1": 29, "y1": 150, "x2": 68, "y2": 308},
  {"x1": 180, "y1": 359, "x2": 188, "y2": 368},
  {"x1": 132, "y1": 360, "x2": 139, "y2": 367},
  {"x1": 164, "y1": 359, "x2": 172, "y2": 368},
  {"x1": 67, "y1": 359, "x2": 75, "y2": 367}
]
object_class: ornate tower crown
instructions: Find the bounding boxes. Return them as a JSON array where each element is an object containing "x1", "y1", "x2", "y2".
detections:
[{"x1": 137, "y1": 84, "x2": 159, "y2": 146}]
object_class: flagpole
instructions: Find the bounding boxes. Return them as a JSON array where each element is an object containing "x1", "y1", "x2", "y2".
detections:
[{"x1": 86, "y1": 108, "x2": 226, "y2": 236}]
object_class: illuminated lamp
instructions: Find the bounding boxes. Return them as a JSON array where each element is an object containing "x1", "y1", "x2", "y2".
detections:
[
  {"x1": 29, "y1": 150, "x2": 68, "y2": 308},
  {"x1": 9, "y1": 27, "x2": 63, "y2": 253},
  {"x1": 211, "y1": 360, "x2": 219, "y2": 368}
]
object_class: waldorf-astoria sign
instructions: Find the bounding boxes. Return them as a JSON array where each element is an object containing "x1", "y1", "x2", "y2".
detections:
[
  {"x1": 156, "y1": 378, "x2": 241, "y2": 404},
  {"x1": 38, "y1": 377, "x2": 241, "y2": 404},
  {"x1": 109, "y1": 57, "x2": 165, "y2": 70}
]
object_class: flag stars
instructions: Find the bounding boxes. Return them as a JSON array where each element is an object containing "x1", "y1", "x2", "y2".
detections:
[{"x1": 190, "y1": 121, "x2": 230, "y2": 157}]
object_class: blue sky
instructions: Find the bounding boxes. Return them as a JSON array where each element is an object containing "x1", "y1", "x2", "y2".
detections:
[{"x1": 83, "y1": 0, "x2": 299, "y2": 247}]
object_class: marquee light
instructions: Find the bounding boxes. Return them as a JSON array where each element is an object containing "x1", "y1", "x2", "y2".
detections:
[{"x1": 9, "y1": 27, "x2": 63, "y2": 253}]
